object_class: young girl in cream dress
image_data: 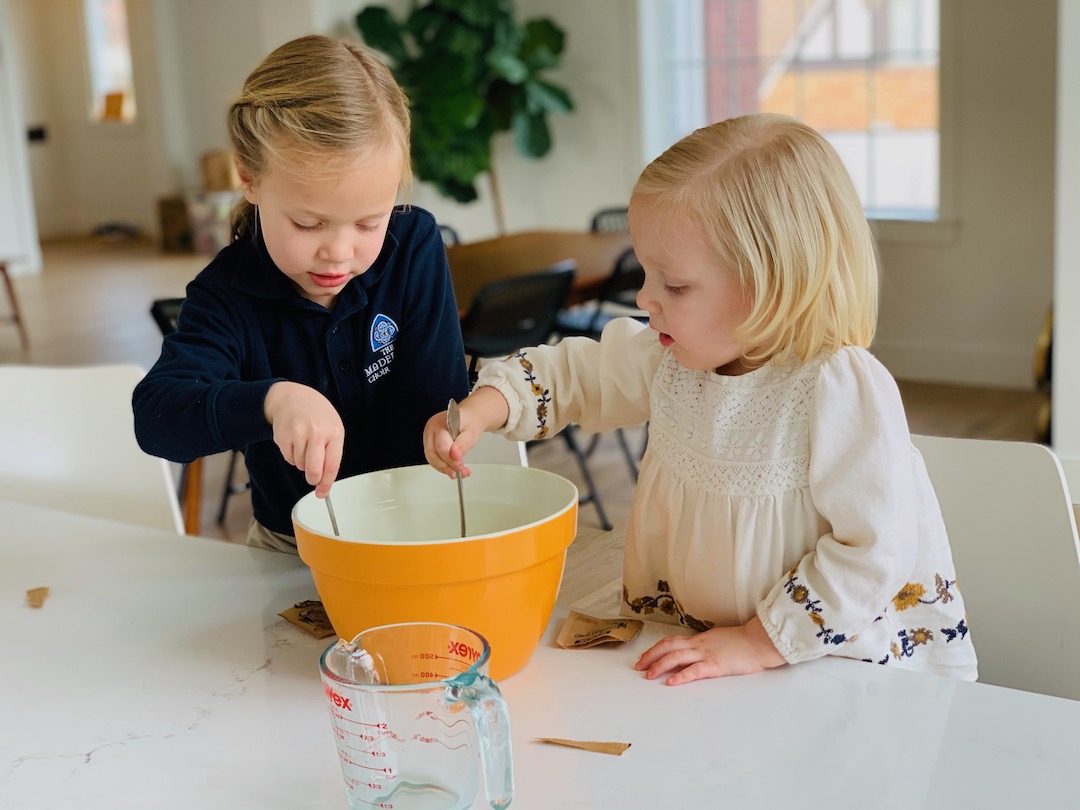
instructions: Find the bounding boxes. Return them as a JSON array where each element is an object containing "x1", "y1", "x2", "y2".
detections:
[{"x1": 424, "y1": 114, "x2": 977, "y2": 686}]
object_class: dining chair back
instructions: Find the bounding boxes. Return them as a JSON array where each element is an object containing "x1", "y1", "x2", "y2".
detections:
[
  {"x1": 0, "y1": 363, "x2": 184, "y2": 534},
  {"x1": 556, "y1": 247, "x2": 646, "y2": 338},
  {"x1": 460, "y1": 260, "x2": 577, "y2": 383},
  {"x1": 589, "y1": 207, "x2": 629, "y2": 233},
  {"x1": 912, "y1": 434, "x2": 1080, "y2": 700}
]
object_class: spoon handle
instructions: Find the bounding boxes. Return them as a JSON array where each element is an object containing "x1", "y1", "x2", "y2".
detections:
[
  {"x1": 325, "y1": 492, "x2": 340, "y2": 537},
  {"x1": 447, "y1": 399, "x2": 467, "y2": 538}
]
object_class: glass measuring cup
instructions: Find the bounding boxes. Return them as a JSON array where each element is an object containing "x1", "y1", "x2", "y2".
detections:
[{"x1": 319, "y1": 622, "x2": 514, "y2": 810}]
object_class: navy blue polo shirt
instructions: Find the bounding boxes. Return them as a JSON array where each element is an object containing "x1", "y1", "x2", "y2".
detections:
[{"x1": 133, "y1": 206, "x2": 470, "y2": 535}]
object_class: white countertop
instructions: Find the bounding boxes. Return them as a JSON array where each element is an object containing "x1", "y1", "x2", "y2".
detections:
[{"x1": 3, "y1": 499, "x2": 1079, "y2": 809}]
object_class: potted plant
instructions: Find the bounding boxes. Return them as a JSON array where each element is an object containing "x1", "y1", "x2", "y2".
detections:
[{"x1": 356, "y1": 0, "x2": 574, "y2": 233}]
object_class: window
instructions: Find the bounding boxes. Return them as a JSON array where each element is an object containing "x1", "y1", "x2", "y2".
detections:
[
  {"x1": 638, "y1": 0, "x2": 941, "y2": 221},
  {"x1": 83, "y1": 0, "x2": 137, "y2": 123}
]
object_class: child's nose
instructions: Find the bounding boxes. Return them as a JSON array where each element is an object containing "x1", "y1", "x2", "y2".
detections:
[
  {"x1": 636, "y1": 285, "x2": 656, "y2": 313},
  {"x1": 321, "y1": 231, "x2": 355, "y2": 263}
]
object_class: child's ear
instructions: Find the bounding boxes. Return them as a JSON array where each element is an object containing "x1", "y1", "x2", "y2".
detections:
[{"x1": 234, "y1": 156, "x2": 258, "y2": 204}]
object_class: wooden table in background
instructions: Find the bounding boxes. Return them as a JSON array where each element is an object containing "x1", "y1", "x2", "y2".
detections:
[{"x1": 445, "y1": 230, "x2": 633, "y2": 311}]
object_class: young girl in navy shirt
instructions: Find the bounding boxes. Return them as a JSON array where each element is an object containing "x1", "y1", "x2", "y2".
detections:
[{"x1": 135, "y1": 35, "x2": 468, "y2": 551}]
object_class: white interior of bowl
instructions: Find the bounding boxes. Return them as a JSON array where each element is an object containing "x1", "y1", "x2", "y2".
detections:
[{"x1": 292, "y1": 464, "x2": 578, "y2": 544}]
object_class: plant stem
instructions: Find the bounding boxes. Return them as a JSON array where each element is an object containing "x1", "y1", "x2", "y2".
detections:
[{"x1": 488, "y1": 159, "x2": 507, "y2": 236}]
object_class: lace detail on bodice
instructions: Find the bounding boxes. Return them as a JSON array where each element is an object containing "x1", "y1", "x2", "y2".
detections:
[{"x1": 649, "y1": 354, "x2": 824, "y2": 496}]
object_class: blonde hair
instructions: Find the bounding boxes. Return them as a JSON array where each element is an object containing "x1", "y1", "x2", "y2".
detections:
[
  {"x1": 228, "y1": 35, "x2": 412, "y2": 240},
  {"x1": 632, "y1": 113, "x2": 878, "y2": 366}
]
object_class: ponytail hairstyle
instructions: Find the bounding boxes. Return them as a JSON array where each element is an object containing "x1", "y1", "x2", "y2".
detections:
[
  {"x1": 227, "y1": 35, "x2": 411, "y2": 241},
  {"x1": 633, "y1": 113, "x2": 878, "y2": 366}
]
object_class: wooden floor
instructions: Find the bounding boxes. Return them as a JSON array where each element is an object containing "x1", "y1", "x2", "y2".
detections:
[{"x1": 0, "y1": 236, "x2": 1046, "y2": 560}]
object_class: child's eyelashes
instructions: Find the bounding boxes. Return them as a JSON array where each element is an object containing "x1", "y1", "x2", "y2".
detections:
[
  {"x1": 665, "y1": 284, "x2": 688, "y2": 295},
  {"x1": 290, "y1": 221, "x2": 381, "y2": 233}
]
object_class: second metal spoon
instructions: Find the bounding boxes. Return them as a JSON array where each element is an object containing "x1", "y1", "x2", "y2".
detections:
[{"x1": 446, "y1": 399, "x2": 467, "y2": 538}]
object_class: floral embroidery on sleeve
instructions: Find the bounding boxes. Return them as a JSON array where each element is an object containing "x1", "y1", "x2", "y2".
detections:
[
  {"x1": 782, "y1": 568, "x2": 848, "y2": 646},
  {"x1": 514, "y1": 351, "x2": 551, "y2": 440}
]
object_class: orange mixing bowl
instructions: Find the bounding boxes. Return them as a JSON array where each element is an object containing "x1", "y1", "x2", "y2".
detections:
[{"x1": 293, "y1": 464, "x2": 578, "y2": 679}]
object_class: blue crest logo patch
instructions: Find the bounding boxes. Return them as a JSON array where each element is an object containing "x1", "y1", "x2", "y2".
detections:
[{"x1": 370, "y1": 313, "x2": 398, "y2": 351}]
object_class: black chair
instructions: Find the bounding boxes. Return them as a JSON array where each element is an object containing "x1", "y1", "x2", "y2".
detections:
[
  {"x1": 460, "y1": 261, "x2": 577, "y2": 384},
  {"x1": 460, "y1": 261, "x2": 614, "y2": 531},
  {"x1": 555, "y1": 247, "x2": 646, "y2": 338},
  {"x1": 589, "y1": 207, "x2": 629, "y2": 233},
  {"x1": 438, "y1": 223, "x2": 462, "y2": 247},
  {"x1": 149, "y1": 297, "x2": 250, "y2": 526},
  {"x1": 555, "y1": 247, "x2": 649, "y2": 481}
]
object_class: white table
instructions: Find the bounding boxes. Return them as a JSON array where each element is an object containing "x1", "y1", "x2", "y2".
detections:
[{"x1": 4, "y1": 499, "x2": 1079, "y2": 809}]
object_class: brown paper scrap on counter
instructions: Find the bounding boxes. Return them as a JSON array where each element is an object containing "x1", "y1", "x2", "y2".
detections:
[
  {"x1": 279, "y1": 600, "x2": 336, "y2": 639},
  {"x1": 26, "y1": 587, "x2": 49, "y2": 608},
  {"x1": 556, "y1": 610, "x2": 643, "y2": 649},
  {"x1": 535, "y1": 738, "x2": 631, "y2": 756}
]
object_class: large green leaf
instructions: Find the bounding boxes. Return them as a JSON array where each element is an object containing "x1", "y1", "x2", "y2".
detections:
[
  {"x1": 524, "y1": 79, "x2": 573, "y2": 115},
  {"x1": 513, "y1": 109, "x2": 551, "y2": 158},
  {"x1": 355, "y1": 7, "x2": 407, "y2": 63},
  {"x1": 487, "y1": 49, "x2": 528, "y2": 83},
  {"x1": 521, "y1": 18, "x2": 565, "y2": 69}
]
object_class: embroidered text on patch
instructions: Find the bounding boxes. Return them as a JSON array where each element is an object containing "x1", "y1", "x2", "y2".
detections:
[{"x1": 366, "y1": 314, "x2": 398, "y2": 383}]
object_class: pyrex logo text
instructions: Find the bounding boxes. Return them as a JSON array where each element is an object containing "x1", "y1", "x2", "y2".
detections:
[
  {"x1": 324, "y1": 683, "x2": 352, "y2": 711},
  {"x1": 449, "y1": 640, "x2": 481, "y2": 662}
]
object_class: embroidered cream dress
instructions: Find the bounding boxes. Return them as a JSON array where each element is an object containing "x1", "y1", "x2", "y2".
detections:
[{"x1": 477, "y1": 318, "x2": 978, "y2": 679}]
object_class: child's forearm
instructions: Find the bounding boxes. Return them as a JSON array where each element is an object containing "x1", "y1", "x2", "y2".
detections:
[{"x1": 465, "y1": 385, "x2": 511, "y2": 433}]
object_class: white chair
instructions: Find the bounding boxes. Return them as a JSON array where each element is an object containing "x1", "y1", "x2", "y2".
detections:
[
  {"x1": 912, "y1": 434, "x2": 1080, "y2": 700},
  {"x1": 0, "y1": 364, "x2": 184, "y2": 534}
]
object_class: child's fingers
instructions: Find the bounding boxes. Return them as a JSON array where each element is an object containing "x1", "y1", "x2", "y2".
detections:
[{"x1": 315, "y1": 436, "x2": 344, "y2": 498}]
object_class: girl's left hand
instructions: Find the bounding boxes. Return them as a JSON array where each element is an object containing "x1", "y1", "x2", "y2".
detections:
[{"x1": 634, "y1": 617, "x2": 786, "y2": 686}]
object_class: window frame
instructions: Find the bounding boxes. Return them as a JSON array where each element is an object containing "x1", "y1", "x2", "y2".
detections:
[{"x1": 636, "y1": 0, "x2": 960, "y2": 245}]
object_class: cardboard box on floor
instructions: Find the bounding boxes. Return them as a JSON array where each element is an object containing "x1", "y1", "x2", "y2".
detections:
[{"x1": 157, "y1": 150, "x2": 242, "y2": 255}]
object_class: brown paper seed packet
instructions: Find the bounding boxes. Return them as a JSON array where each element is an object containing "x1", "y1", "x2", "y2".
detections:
[
  {"x1": 26, "y1": 586, "x2": 49, "y2": 608},
  {"x1": 556, "y1": 610, "x2": 643, "y2": 649},
  {"x1": 278, "y1": 599, "x2": 336, "y2": 639},
  {"x1": 535, "y1": 737, "x2": 631, "y2": 756}
]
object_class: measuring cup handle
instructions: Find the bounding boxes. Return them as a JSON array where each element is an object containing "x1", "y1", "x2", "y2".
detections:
[{"x1": 458, "y1": 676, "x2": 514, "y2": 810}]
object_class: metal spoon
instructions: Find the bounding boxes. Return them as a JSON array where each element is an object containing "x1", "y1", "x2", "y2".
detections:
[
  {"x1": 325, "y1": 492, "x2": 340, "y2": 537},
  {"x1": 446, "y1": 399, "x2": 467, "y2": 538}
]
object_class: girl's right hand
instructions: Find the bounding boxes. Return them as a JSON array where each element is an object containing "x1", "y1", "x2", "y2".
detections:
[
  {"x1": 422, "y1": 387, "x2": 511, "y2": 480},
  {"x1": 264, "y1": 381, "x2": 345, "y2": 499}
]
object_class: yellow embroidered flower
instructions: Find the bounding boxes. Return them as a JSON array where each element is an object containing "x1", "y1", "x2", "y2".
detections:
[
  {"x1": 789, "y1": 584, "x2": 809, "y2": 604},
  {"x1": 892, "y1": 582, "x2": 926, "y2": 611},
  {"x1": 909, "y1": 627, "x2": 934, "y2": 646},
  {"x1": 890, "y1": 641, "x2": 901, "y2": 659},
  {"x1": 530, "y1": 382, "x2": 544, "y2": 396},
  {"x1": 810, "y1": 613, "x2": 824, "y2": 627}
]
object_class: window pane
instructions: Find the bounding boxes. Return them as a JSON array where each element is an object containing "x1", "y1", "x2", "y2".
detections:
[
  {"x1": 84, "y1": 0, "x2": 137, "y2": 123},
  {"x1": 638, "y1": 0, "x2": 940, "y2": 220}
]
